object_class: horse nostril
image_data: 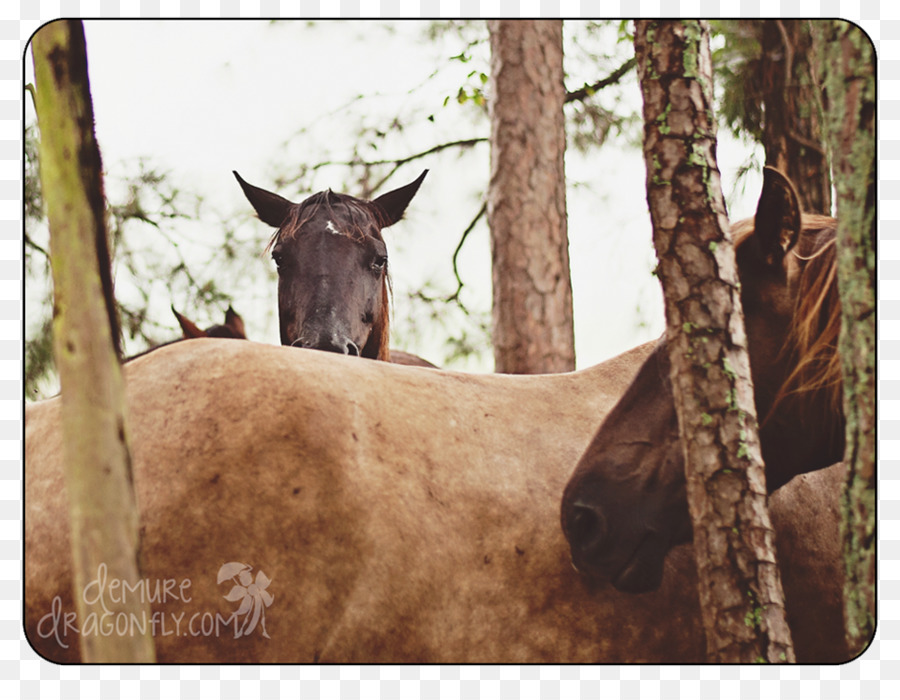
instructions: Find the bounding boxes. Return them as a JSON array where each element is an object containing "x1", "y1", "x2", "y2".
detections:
[
  {"x1": 568, "y1": 503, "x2": 607, "y2": 550},
  {"x1": 346, "y1": 342, "x2": 360, "y2": 356}
]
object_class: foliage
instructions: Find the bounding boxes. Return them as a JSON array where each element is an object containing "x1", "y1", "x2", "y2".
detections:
[
  {"x1": 394, "y1": 284, "x2": 492, "y2": 369},
  {"x1": 24, "y1": 121, "x2": 55, "y2": 398},
  {"x1": 711, "y1": 21, "x2": 765, "y2": 142}
]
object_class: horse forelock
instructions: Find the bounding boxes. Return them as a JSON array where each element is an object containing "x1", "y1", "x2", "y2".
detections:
[
  {"x1": 265, "y1": 190, "x2": 387, "y2": 252},
  {"x1": 731, "y1": 213, "x2": 842, "y2": 423}
]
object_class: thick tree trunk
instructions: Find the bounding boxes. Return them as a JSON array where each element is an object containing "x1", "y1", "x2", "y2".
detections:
[
  {"x1": 487, "y1": 20, "x2": 575, "y2": 374},
  {"x1": 819, "y1": 20, "x2": 877, "y2": 656},
  {"x1": 32, "y1": 20, "x2": 155, "y2": 663},
  {"x1": 759, "y1": 20, "x2": 831, "y2": 214},
  {"x1": 634, "y1": 20, "x2": 794, "y2": 663}
]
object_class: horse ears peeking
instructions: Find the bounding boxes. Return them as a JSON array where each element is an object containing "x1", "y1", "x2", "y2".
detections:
[{"x1": 752, "y1": 166, "x2": 803, "y2": 267}]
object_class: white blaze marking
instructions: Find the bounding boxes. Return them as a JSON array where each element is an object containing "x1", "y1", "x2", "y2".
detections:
[{"x1": 325, "y1": 220, "x2": 342, "y2": 236}]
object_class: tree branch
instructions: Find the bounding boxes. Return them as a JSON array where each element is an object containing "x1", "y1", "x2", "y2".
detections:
[
  {"x1": 25, "y1": 233, "x2": 50, "y2": 260},
  {"x1": 368, "y1": 139, "x2": 487, "y2": 194},
  {"x1": 412, "y1": 201, "x2": 487, "y2": 315},
  {"x1": 565, "y1": 57, "x2": 637, "y2": 104}
]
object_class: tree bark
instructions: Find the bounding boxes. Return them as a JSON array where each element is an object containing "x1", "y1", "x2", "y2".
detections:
[
  {"x1": 634, "y1": 20, "x2": 795, "y2": 663},
  {"x1": 818, "y1": 20, "x2": 876, "y2": 656},
  {"x1": 759, "y1": 20, "x2": 831, "y2": 213},
  {"x1": 487, "y1": 20, "x2": 575, "y2": 374},
  {"x1": 32, "y1": 20, "x2": 155, "y2": 662}
]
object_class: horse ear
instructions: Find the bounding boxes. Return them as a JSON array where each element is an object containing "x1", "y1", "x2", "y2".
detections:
[
  {"x1": 371, "y1": 170, "x2": 428, "y2": 227},
  {"x1": 754, "y1": 166, "x2": 802, "y2": 265},
  {"x1": 172, "y1": 305, "x2": 207, "y2": 339},
  {"x1": 233, "y1": 171, "x2": 294, "y2": 228},
  {"x1": 224, "y1": 305, "x2": 247, "y2": 339}
]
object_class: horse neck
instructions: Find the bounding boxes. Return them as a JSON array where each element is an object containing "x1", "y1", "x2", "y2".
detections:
[{"x1": 761, "y1": 394, "x2": 845, "y2": 491}]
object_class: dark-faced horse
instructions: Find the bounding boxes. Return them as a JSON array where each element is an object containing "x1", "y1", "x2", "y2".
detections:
[
  {"x1": 234, "y1": 170, "x2": 427, "y2": 362},
  {"x1": 561, "y1": 167, "x2": 847, "y2": 594}
]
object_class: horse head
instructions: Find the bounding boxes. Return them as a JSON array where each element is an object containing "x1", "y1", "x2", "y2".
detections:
[
  {"x1": 561, "y1": 167, "x2": 845, "y2": 593},
  {"x1": 235, "y1": 170, "x2": 427, "y2": 360}
]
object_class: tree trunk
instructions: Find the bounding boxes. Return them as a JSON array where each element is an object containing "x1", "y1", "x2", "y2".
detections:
[
  {"x1": 487, "y1": 19, "x2": 575, "y2": 374},
  {"x1": 634, "y1": 20, "x2": 795, "y2": 663},
  {"x1": 32, "y1": 20, "x2": 155, "y2": 663},
  {"x1": 818, "y1": 19, "x2": 876, "y2": 657},
  {"x1": 759, "y1": 20, "x2": 831, "y2": 213}
]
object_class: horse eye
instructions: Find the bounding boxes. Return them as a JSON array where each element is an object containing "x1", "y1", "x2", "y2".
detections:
[
  {"x1": 371, "y1": 255, "x2": 388, "y2": 272},
  {"x1": 272, "y1": 250, "x2": 284, "y2": 269}
]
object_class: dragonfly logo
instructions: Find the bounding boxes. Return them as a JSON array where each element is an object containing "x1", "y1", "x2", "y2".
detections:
[{"x1": 217, "y1": 562, "x2": 274, "y2": 639}]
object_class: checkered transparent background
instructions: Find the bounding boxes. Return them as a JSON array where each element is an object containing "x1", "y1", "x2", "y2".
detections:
[{"x1": 4, "y1": 1, "x2": 897, "y2": 697}]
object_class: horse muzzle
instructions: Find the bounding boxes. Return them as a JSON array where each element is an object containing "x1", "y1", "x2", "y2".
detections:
[
  {"x1": 290, "y1": 332, "x2": 361, "y2": 356},
  {"x1": 563, "y1": 500, "x2": 669, "y2": 594}
]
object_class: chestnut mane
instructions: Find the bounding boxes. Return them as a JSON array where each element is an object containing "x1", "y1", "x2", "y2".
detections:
[{"x1": 732, "y1": 213, "x2": 842, "y2": 424}]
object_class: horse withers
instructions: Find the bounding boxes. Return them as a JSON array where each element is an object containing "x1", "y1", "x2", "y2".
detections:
[
  {"x1": 234, "y1": 170, "x2": 427, "y2": 362},
  {"x1": 561, "y1": 168, "x2": 848, "y2": 594}
]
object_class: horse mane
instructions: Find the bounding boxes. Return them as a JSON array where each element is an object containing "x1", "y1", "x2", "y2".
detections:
[
  {"x1": 265, "y1": 189, "x2": 393, "y2": 361},
  {"x1": 731, "y1": 213, "x2": 842, "y2": 425},
  {"x1": 372, "y1": 279, "x2": 392, "y2": 362}
]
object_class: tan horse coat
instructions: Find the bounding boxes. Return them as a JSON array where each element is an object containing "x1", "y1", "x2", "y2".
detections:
[{"x1": 25, "y1": 339, "x2": 849, "y2": 663}]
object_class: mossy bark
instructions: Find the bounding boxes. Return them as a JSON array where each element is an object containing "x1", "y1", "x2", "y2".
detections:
[
  {"x1": 487, "y1": 20, "x2": 575, "y2": 374},
  {"x1": 32, "y1": 20, "x2": 155, "y2": 662},
  {"x1": 819, "y1": 20, "x2": 876, "y2": 657},
  {"x1": 634, "y1": 20, "x2": 794, "y2": 663}
]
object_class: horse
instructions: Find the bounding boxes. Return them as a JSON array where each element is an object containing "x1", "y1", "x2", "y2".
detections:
[
  {"x1": 234, "y1": 170, "x2": 428, "y2": 363},
  {"x1": 121, "y1": 306, "x2": 248, "y2": 364},
  {"x1": 172, "y1": 305, "x2": 246, "y2": 340},
  {"x1": 561, "y1": 167, "x2": 849, "y2": 595},
  {"x1": 25, "y1": 339, "x2": 856, "y2": 663}
]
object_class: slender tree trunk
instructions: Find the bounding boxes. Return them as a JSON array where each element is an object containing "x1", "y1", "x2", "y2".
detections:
[
  {"x1": 32, "y1": 20, "x2": 155, "y2": 663},
  {"x1": 487, "y1": 19, "x2": 575, "y2": 374},
  {"x1": 818, "y1": 20, "x2": 877, "y2": 656},
  {"x1": 759, "y1": 20, "x2": 831, "y2": 213},
  {"x1": 634, "y1": 20, "x2": 794, "y2": 663}
]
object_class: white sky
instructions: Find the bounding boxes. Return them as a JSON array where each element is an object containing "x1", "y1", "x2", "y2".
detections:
[{"x1": 25, "y1": 20, "x2": 763, "y2": 372}]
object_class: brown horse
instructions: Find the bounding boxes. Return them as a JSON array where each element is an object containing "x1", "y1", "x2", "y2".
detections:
[
  {"x1": 172, "y1": 305, "x2": 247, "y2": 340},
  {"x1": 234, "y1": 170, "x2": 427, "y2": 361},
  {"x1": 25, "y1": 340, "x2": 855, "y2": 663},
  {"x1": 123, "y1": 306, "x2": 248, "y2": 363},
  {"x1": 561, "y1": 168, "x2": 848, "y2": 594}
]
